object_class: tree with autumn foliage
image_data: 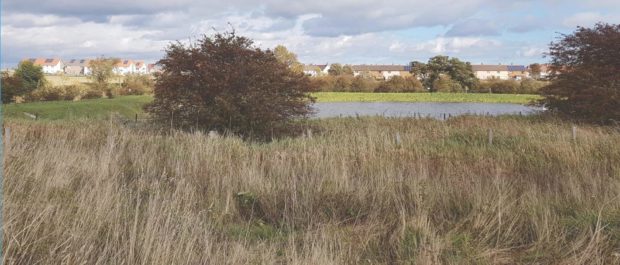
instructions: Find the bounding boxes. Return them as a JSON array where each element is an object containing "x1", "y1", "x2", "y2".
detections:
[
  {"x1": 273, "y1": 45, "x2": 303, "y2": 73},
  {"x1": 145, "y1": 31, "x2": 316, "y2": 139},
  {"x1": 540, "y1": 23, "x2": 620, "y2": 124}
]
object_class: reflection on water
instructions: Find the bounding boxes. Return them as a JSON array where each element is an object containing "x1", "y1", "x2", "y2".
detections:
[{"x1": 313, "y1": 102, "x2": 542, "y2": 119}]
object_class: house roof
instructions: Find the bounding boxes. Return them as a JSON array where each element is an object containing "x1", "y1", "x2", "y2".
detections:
[
  {"x1": 65, "y1": 59, "x2": 92, "y2": 67},
  {"x1": 471, "y1": 65, "x2": 508, "y2": 71},
  {"x1": 135, "y1": 61, "x2": 145, "y2": 68},
  {"x1": 116, "y1": 59, "x2": 134, "y2": 67},
  {"x1": 23, "y1": 58, "x2": 62, "y2": 66},
  {"x1": 507, "y1": 65, "x2": 527, "y2": 71},
  {"x1": 351, "y1": 65, "x2": 408, "y2": 72}
]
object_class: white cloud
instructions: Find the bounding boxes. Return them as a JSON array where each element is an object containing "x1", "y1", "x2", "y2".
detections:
[{"x1": 562, "y1": 12, "x2": 620, "y2": 28}]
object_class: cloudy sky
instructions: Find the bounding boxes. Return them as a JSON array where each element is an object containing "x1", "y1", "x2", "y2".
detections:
[{"x1": 2, "y1": 0, "x2": 619, "y2": 68}]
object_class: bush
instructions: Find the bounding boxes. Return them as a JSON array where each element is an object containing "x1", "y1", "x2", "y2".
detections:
[
  {"x1": 1, "y1": 72, "x2": 23, "y2": 103},
  {"x1": 475, "y1": 79, "x2": 520, "y2": 94},
  {"x1": 432, "y1": 75, "x2": 463, "y2": 92},
  {"x1": 82, "y1": 89, "x2": 104, "y2": 99},
  {"x1": 119, "y1": 75, "x2": 154, "y2": 95},
  {"x1": 519, "y1": 79, "x2": 548, "y2": 94},
  {"x1": 374, "y1": 76, "x2": 423, "y2": 93},
  {"x1": 350, "y1": 76, "x2": 379, "y2": 92},
  {"x1": 332, "y1": 76, "x2": 353, "y2": 92},
  {"x1": 145, "y1": 31, "x2": 315, "y2": 140},
  {"x1": 29, "y1": 86, "x2": 65, "y2": 101},
  {"x1": 541, "y1": 23, "x2": 620, "y2": 124},
  {"x1": 27, "y1": 85, "x2": 86, "y2": 101}
]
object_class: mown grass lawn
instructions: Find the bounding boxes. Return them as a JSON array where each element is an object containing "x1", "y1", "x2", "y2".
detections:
[{"x1": 2, "y1": 92, "x2": 541, "y2": 120}]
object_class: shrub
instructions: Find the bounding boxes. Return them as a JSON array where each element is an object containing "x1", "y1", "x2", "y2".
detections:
[
  {"x1": 62, "y1": 85, "x2": 87, "y2": 100},
  {"x1": 350, "y1": 76, "x2": 378, "y2": 92},
  {"x1": 1, "y1": 72, "x2": 23, "y2": 103},
  {"x1": 541, "y1": 23, "x2": 620, "y2": 124},
  {"x1": 432, "y1": 75, "x2": 463, "y2": 92},
  {"x1": 29, "y1": 86, "x2": 65, "y2": 101},
  {"x1": 374, "y1": 76, "x2": 423, "y2": 93},
  {"x1": 119, "y1": 75, "x2": 154, "y2": 95},
  {"x1": 145, "y1": 31, "x2": 315, "y2": 140},
  {"x1": 475, "y1": 79, "x2": 520, "y2": 94},
  {"x1": 519, "y1": 79, "x2": 548, "y2": 94},
  {"x1": 82, "y1": 89, "x2": 104, "y2": 99},
  {"x1": 332, "y1": 76, "x2": 353, "y2": 92}
]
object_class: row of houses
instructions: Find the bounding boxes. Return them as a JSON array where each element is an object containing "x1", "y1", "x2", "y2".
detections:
[
  {"x1": 304, "y1": 63, "x2": 551, "y2": 80},
  {"x1": 22, "y1": 58, "x2": 161, "y2": 76}
]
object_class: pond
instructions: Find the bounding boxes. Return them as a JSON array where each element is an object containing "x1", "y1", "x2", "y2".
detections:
[{"x1": 312, "y1": 102, "x2": 542, "y2": 119}]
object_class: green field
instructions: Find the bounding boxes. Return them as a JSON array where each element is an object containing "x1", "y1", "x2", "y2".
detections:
[
  {"x1": 314, "y1": 92, "x2": 541, "y2": 104},
  {"x1": 2, "y1": 92, "x2": 541, "y2": 120},
  {"x1": 2, "y1": 95, "x2": 152, "y2": 120}
]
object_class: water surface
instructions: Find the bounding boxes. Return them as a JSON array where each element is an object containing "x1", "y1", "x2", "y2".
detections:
[{"x1": 313, "y1": 102, "x2": 541, "y2": 119}]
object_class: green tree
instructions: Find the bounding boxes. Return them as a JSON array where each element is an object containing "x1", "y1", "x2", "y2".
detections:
[
  {"x1": 1, "y1": 72, "x2": 24, "y2": 103},
  {"x1": 540, "y1": 23, "x2": 620, "y2": 124},
  {"x1": 410, "y1": 56, "x2": 477, "y2": 92},
  {"x1": 145, "y1": 31, "x2": 315, "y2": 140},
  {"x1": 89, "y1": 57, "x2": 120, "y2": 98},
  {"x1": 273, "y1": 45, "x2": 303, "y2": 73},
  {"x1": 14, "y1": 61, "x2": 45, "y2": 94},
  {"x1": 328, "y1": 63, "x2": 343, "y2": 76}
]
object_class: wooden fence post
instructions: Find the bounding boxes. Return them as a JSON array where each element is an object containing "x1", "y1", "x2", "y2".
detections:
[
  {"x1": 572, "y1": 126, "x2": 577, "y2": 142},
  {"x1": 488, "y1": 128, "x2": 493, "y2": 145}
]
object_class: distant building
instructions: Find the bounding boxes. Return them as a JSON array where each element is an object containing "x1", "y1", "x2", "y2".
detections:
[
  {"x1": 507, "y1": 65, "x2": 529, "y2": 80},
  {"x1": 303, "y1": 64, "x2": 329, "y2": 77},
  {"x1": 113, "y1": 59, "x2": 135, "y2": 75},
  {"x1": 472, "y1": 64, "x2": 530, "y2": 80},
  {"x1": 134, "y1": 61, "x2": 148, "y2": 74},
  {"x1": 351, "y1": 65, "x2": 411, "y2": 80},
  {"x1": 24, "y1": 58, "x2": 65, "y2": 74},
  {"x1": 472, "y1": 65, "x2": 510, "y2": 80},
  {"x1": 537, "y1": 64, "x2": 554, "y2": 79},
  {"x1": 64, "y1": 59, "x2": 92, "y2": 76},
  {"x1": 147, "y1": 63, "x2": 162, "y2": 74}
]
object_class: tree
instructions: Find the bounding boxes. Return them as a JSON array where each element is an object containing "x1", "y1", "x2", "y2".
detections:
[
  {"x1": 1, "y1": 72, "x2": 23, "y2": 103},
  {"x1": 410, "y1": 56, "x2": 477, "y2": 92},
  {"x1": 273, "y1": 45, "x2": 303, "y2": 73},
  {"x1": 89, "y1": 57, "x2": 120, "y2": 98},
  {"x1": 540, "y1": 23, "x2": 620, "y2": 124},
  {"x1": 328, "y1": 63, "x2": 343, "y2": 76},
  {"x1": 14, "y1": 61, "x2": 45, "y2": 94},
  {"x1": 145, "y1": 31, "x2": 315, "y2": 139},
  {"x1": 528, "y1": 63, "x2": 542, "y2": 79}
]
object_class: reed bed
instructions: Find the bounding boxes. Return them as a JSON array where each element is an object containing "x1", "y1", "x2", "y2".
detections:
[{"x1": 3, "y1": 116, "x2": 620, "y2": 264}]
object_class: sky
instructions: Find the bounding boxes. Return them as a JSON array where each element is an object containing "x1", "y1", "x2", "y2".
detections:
[{"x1": 2, "y1": 0, "x2": 620, "y2": 68}]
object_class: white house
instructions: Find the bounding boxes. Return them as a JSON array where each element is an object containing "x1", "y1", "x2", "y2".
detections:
[
  {"x1": 64, "y1": 59, "x2": 92, "y2": 75},
  {"x1": 148, "y1": 63, "x2": 162, "y2": 74},
  {"x1": 134, "y1": 61, "x2": 148, "y2": 74},
  {"x1": 471, "y1": 65, "x2": 511, "y2": 80},
  {"x1": 351, "y1": 65, "x2": 411, "y2": 80},
  {"x1": 113, "y1": 59, "x2": 136, "y2": 75},
  {"x1": 303, "y1": 64, "x2": 329, "y2": 77},
  {"x1": 25, "y1": 58, "x2": 64, "y2": 74}
]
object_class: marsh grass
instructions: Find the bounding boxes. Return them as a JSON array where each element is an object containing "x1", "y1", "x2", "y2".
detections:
[{"x1": 3, "y1": 116, "x2": 620, "y2": 264}]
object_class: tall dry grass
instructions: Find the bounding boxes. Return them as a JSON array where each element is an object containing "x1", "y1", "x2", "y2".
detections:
[{"x1": 3, "y1": 116, "x2": 620, "y2": 264}]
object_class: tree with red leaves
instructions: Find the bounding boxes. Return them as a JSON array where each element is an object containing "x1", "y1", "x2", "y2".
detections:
[
  {"x1": 145, "y1": 31, "x2": 316, "y2": 139},
  {"x1": 541, "y1": 23, "x2": 620, "y2": 124}
]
